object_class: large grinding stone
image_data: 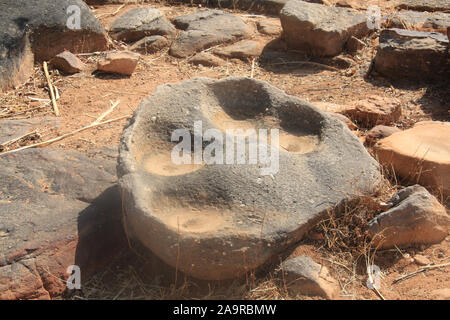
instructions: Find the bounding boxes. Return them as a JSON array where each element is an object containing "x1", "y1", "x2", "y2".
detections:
[{"x1": 118, "y1": 77, "x2": 381, "y2": 280}]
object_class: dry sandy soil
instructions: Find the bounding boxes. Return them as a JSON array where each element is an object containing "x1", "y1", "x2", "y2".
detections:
[{"x1": 1, "y1": 1, "x2": 449, "y2": 300}]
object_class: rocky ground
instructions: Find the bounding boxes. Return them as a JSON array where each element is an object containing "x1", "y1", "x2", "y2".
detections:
[{"x1": 0, "y1": 0, "x2": 449, "y2": 300}]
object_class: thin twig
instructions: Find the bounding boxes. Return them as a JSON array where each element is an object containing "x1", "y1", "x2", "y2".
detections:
[
  {"x1": 92, "y1": 100, "x2": 120, "y2": 125},
  {"x1": 43, "y1": 61, "x2": 60, "y2": 116},
  {"x1": 393, "y1": 262, "x2": 450, "y2": 284},
  {"x1": 0, "y1": 115, "x2": 129, "y2": 156}
]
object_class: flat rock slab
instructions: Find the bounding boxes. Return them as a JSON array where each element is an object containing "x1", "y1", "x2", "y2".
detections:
[
  {"x1": 396, "y1": 0, "x2": 450, "y2": 12},
  {"x1": 170, "y1": 9, "x2": 252, "y2": 58},
  {"x1": 257, "y1": 20, "x2": 282, "y2": 35},
  {"x1": 188, "y1": 52, "x2": 226, "y2": 67},
  {"x1": 129, "y1": 36, "x2": 170, "y2": 54},
  {"x1": 109, "y1": 8, "x2": 176, "y2": 43},
  {"x1": 368, "y1": 185, "x2": 450, "y2": 249},
  {"x1": 214, "y1": 40, "x2": 264, "y2": 60},
  {"x1": 374, "y1": 28, "x2": 449, "y2": 80},
  {"x1": 0, "y1": 0, "x2": 107, "y2": 91},
  {"x1": 385, "y1": 11, "x2": 450, "y2": 32},
  {"x1": 280, "y1": 0, "x2": 370, "y2": 56},
  {"x1": 0, "y1": 147, "x2": 126, "y2": 299},
  {"x1": 374, "y1": 121, "x2": 450, "y2": 196},
  {"x1": 118, "y1": 77, "x2": 381, "y2": 280}
]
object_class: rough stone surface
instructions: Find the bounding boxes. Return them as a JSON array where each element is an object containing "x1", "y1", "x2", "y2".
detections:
[
  {"x1": 396, "y1": 0, "x2": 450, "y2": 12},
  {"x1": 109, "y1": 8, "x2": 176, "y2": 43},
  {"x1": 0, "y1": 0, "x2": 107, "y2": 91},
  {"x1": 49, "y1": 51, "x2": 86, "y2": 74},
  {"x1": 342, "y1": 96, "x2": 402, "y2": 128},
  {"x1": 373, "y1": 28, "x2": 449, "y2": 80},
  {"x1": 97, "y1": 51, "x2": 140, "y2": 75},
  {"x1": 129, "y1": 36, "x2": 170, "y2": 54},
  {"x1": 214, "y1": 40, "x2": 264, "y2": 60},
  {"x1": 257, "y1": 20, "x2": 282, "y2": 35},
  {"x1": 0, "y1": 118, "x2": 60, "y2": 147},
  {"x1": 188, "y1": 52, "x2": 226, "y2": 67},
  {"x1": 118, "y1": 77, "x2": 381, "y2": 280},
  {"x1": 385, "y1": 11, "x2": 450, "y2": 33},
  {"x1": 368, "y1": 185, "x2": 450, "y2": 249},
  {"x1": 0, "y1": 147, "x2": 126, "y2": 300},
  {"x1": 374, "y1": 121, "x2": 450, "y2": 196},
  {"x1": 280, "y1": 256, "x2": 339, "y2": 299},
  {"x1": 280, "y1": 1, "x2": 370, "y2": 56},
  {"x1": 170, "y1": 10, "x2": 252, "y2": 58},
  {"x1": 366, "y1": 125, "x2": 401, "y2": 145},
  {"x1": 414, "y1": 254, "x2": 431, "y2": 266}
]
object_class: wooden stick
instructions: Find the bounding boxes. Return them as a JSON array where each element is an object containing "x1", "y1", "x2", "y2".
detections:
[
  {"x1": 43, "y1": 62, "x2": 60, "y2": 116},
  {"x1": 393, "y1": 262, "x2": 450, "y2": 284},
  {"x1": 92, "y1": 100, "x2": 120, "y2": 125},
  {"x1": 0, "y1": 115, "x2": 129, "y2": 156},
  {"x1": 0, "y1": 130, "x2": 38, "y2": 148}
]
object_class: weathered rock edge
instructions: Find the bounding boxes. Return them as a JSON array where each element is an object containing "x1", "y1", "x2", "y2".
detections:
[{"x1": 117, "y1": 77, "x2": 381, "y2": 280}]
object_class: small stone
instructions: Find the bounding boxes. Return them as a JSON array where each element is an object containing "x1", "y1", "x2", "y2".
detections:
[
  {"x1": 368, "y1": 185, "x2": 450, "y2": 249},
  {"x1": 49, "y1": 51, "x2": 85, "y2": 74},
  {"x1": 169, "y1": 9, "x2": 252, "y2": 58},
  {"x1": 109, "y1": 8, "x2": 175, "y2": 43},
  {"x1": 414, "y1": 254, "x2": 431, "y2": 266},
  {"x1": 256, "y1": 20, "x2": 281, "y2": 35},
  {"x1": 188, "y1": 52, "x2": 226, "y2": 67},
  {"x1": 129, "y1": 36, "x2": 170, "y2": 54},
  {"x1": 280, "y1": 256, "x2": 339, "y2": 299},
  {"x1": 214, "y1": 40, "x2": 264, "y2": 60},
  {"x1": 366, "y1": 125, "x2": 401, "y2": 145},
  {"x1": 374, "y1": 28, "x2": 449, "y2": 80},
  {"x1": 97, "y1": 51, "x2": 140, "y2": 76},
  {"x1": 280, "y1": 1, "x2": 369, "y2": 56},
  {"x1": 343, "y1": 96, "x2": 402, "y2": 128}
]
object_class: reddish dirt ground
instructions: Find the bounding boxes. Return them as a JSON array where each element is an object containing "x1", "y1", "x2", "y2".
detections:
[{"x1": 1, "y1": 2, "x2": 449, "y2": 300}]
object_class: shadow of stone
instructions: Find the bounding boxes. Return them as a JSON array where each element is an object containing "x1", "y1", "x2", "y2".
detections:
[{"x1": 74, "y1": 185, "x2": 128, "y2": 288}]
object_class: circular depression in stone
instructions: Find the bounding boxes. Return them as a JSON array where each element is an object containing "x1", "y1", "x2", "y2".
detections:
[{"x1": 118, "y1": 77, "x2": 381, "y2": 280}]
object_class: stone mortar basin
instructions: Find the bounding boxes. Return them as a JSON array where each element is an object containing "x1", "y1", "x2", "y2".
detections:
[{"x1": 118, "y1": 77, "x2": 381, "y2": 280}]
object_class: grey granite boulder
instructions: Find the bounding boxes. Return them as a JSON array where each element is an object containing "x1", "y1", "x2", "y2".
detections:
[
  {"x1": 0, "y1": 0, "x2": 108, "y2": 91},
  {"x1": 118, "y1": 77, "x2": 381, "y2": 280},
  {"x1": 373, "y1": 28, "x2": 449, "y2": 80},
  {"x1": 169, "y1": 10, "x2": 252, "y2": 58},
  {"x1": 109, "y1": 8, "x2": 176, "y2": 43},
  {"x1": 280, "y1": 0, "x2": 370, "y2": 56}
]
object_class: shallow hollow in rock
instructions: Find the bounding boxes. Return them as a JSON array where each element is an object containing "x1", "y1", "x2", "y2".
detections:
[{"x1": 118, "y1": 77, "x2": 381, "y2": 280}]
